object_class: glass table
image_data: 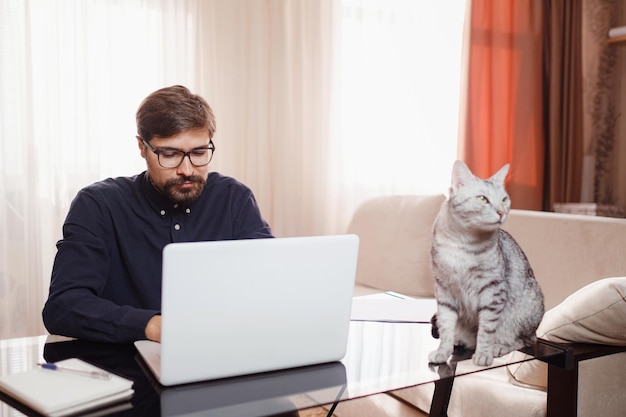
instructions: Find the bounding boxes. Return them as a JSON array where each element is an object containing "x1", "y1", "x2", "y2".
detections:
[{"x1": 0, "y1": 321, "x2": 568, "y2": 417}]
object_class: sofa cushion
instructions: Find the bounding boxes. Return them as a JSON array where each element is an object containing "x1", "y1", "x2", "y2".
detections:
[
  {"x1": 504, "y1": 210, "x2": 626, "y2": 310},
  {"x1": 345, "y1": 194, "x2": 445, "y2": 297},
  {"x1": 507, "y1": 276, "x2": 626, "y2": 389}
]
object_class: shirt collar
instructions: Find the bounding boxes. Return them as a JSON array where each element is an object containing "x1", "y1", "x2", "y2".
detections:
[
  {"x1": 139, "y1": 171, "x2": 178, "y2": 215},
  {"x1": 139, "y1": 171, "x2": 209, "y2": 216}
]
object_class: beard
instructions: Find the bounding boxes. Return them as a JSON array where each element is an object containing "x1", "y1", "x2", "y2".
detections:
[{"x1": 162, "y1": 175, "x2": 207, "y2": 205}]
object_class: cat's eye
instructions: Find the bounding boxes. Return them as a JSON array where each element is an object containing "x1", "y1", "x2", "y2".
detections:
[{"x1": 477, "y1": 195, "x2": 489, "y2": 204}]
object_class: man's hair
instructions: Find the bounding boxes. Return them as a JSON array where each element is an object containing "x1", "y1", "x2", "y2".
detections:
[{"x1": 136, "y1": 85, "x2": 216, "y2": 141}]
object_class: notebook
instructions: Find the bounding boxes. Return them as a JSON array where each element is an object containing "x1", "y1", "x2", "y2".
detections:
[
  {"x1": 135, "y1": 234, "x2": 359, "y2": 386},
  {"x1": 0, "y1": 358, "x2": 134, "y2": 417}
]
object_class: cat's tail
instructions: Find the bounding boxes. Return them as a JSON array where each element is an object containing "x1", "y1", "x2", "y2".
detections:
[{"x1": 430, "y1": 313, "x2": 439, "y2": 339}]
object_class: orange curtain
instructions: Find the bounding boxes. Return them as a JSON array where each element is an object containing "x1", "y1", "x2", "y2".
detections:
[{"x1": 458, "y1": 0, "x2": 545, "y2": 210}]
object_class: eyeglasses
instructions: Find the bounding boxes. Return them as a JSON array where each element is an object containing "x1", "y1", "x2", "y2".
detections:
[{"x1": 142, "y1": 139, "x2": 215, "y2": 168}]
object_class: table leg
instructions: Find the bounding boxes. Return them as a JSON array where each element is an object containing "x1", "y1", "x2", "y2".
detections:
[
  {"x1": 325, "y1": 384, "x2": 347, "y2": 417},
  {"x1": 429, "y1": 362, "x2": 456, "y2": 417}
]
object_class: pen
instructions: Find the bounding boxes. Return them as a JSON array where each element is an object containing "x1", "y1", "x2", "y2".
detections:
[
  {"x1": 37, "y1": 363, "x2": 112, "y2": 380},
  {"x1": 385, "y1": 291, "x2": 407, "y2": 299}
]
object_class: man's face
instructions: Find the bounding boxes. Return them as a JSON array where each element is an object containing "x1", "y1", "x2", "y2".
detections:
[{"x1": 138, "y1": 129, "x2": 212, "y2": 204}]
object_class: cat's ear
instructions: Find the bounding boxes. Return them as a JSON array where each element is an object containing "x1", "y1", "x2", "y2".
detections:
[
  {"x1": 490, "y1": 163, "x2": 510, "y2": 185},
  {"x1": 450, "y1": 160, "x2": 475, "y2": 191}
]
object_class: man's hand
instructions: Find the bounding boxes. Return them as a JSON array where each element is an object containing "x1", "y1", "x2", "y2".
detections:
[{"x1": 145, "y1": 315, "x2": 162, "y2": 342}]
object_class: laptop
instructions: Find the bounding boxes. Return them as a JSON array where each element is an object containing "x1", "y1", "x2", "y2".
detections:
[{"x1": 134, "y1": 234, "x2": 359, "y2": 386}]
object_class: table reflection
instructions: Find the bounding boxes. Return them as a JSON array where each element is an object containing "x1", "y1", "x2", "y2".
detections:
[
  {"x1": 0, "y1": 322, "x2": 566, "y2": 417},
  {"x1": 0, "y1": 336, "x2": 347, "y2": 417},
  {"x1": 342, "y1": 321, "x2": 441, "y2": 397}
]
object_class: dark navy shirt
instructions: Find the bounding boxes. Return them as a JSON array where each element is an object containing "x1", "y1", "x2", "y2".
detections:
[{"x1": 42, "y1": 171, "x2": 273, "y2": 343}]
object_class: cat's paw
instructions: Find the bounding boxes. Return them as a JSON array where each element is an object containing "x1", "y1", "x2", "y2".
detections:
[
  {"x1": 472, "y1": 351, "x2": 494, "y2": 366},
  {"x1": 429, "y1": 349, "x2": 451, "y2": 364},
  {"x1": 492, "y1": 343, "x2": 515, "y2": 358}
]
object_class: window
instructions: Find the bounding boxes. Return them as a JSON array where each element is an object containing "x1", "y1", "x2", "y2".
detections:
[{"x1": 339, "y1": 0, "x2": 467, "y2": 198}]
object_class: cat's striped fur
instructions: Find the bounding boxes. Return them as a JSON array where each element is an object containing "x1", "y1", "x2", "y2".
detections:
[{"x1": 429, "y1": 160, "x2": 544, "y2": 366}]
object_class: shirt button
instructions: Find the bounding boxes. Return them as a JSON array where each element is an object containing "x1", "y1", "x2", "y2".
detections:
[
  {"x1": 185, "y1": 208, "x2": 191, "y2": 214},
  {"x1": 174, "y1": 224, "x2": 181, "y2": 231},
  {"x1": 160, "y1": 210, "x2": 166, "y2": 216}
]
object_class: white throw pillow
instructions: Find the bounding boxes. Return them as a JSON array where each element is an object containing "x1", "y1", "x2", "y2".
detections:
[{"x1": 507, "y1": 276, "x2": 626, "y2": 390}]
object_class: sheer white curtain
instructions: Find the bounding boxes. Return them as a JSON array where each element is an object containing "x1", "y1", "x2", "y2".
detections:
[
  {"x1": 0, "y1": 0, "x2": 466, "y2": 338},
  {"x1": 330, "y1": 0, "x2": 467, "y2": 231},
  {"x1": 0, "y1": 0, "x2": 204, "y2": 338},
  {"x1": 202, "y1": 0, "x2": 467, "y2": 235},
  {"x1": 196, "y1": 0, "x2": 340, "y2": 238}
]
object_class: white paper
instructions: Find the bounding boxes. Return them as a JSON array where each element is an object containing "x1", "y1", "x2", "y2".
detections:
[
  {"x1": 350, "y1": 292, "x2": 437, "y2": 323},
  {"x1": 608, "y1": 26, "x2": 626, "y2": 38}
]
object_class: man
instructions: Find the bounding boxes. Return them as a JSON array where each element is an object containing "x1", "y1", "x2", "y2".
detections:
[{"x1": 42, "y1": 85, "x2": 273, "y2": 343}]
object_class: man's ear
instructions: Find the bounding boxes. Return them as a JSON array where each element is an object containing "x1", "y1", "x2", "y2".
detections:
[{"x1": 137, "y1": 136, "x2": 147, "y2": 159}]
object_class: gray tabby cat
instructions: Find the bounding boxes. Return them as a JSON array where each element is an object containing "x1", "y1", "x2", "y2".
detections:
[{"x1": 429, "y1": 160, "x2": 544, "y2": 366}]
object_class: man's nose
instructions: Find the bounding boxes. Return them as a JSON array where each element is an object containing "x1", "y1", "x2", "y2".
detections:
[{"x1": 176, "y1": 155, "x2": 195, "y2": 176}]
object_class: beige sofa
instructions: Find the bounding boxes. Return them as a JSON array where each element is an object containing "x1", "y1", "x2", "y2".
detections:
[{"x1": 340, "y1": 194, "x2": 626, "y2": 417}]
